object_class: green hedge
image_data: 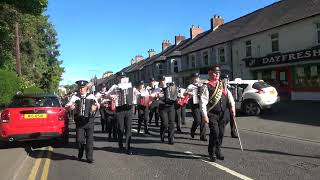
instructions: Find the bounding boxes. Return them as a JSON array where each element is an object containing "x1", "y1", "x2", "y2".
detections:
[{"x1": 0, "y1": 70, "x2": 20, "y2": 104}]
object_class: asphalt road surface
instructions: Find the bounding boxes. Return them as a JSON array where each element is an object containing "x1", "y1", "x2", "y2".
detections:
[{"x1": 1, "y1": 113, "x2": 320, "y2": 180}]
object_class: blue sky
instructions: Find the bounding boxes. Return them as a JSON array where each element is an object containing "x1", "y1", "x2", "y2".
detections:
[{"x1": 46, "y1": 0, "x2": 279, "y2": 85}]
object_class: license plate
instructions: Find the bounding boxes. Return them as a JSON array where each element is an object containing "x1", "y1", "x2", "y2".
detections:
[{"x1": 24, "y1": 114, "x2": 47, "y2": 119}]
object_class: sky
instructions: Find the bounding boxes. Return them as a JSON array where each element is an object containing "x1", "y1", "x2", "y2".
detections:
[{"x1": 46, "y1": 0, "x2": 279, "y2": 85}]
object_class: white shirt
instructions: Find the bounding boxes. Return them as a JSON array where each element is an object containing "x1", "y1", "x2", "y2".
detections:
[
  {"x1": 66, "y1": 93, "x2": 100, "y2": 109},
  {"x1": 186, "y1": 83, "x2": 201, "y2": 104}
]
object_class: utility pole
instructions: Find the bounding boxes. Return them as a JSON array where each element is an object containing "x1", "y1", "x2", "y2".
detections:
[{"x1": 15, "y1": 22, "x2": 21, "y2": 76}]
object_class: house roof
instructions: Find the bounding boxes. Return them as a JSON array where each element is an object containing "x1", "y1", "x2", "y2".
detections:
[{"x1": 182, "y1": 0, "x2": 320, "y2": 54}]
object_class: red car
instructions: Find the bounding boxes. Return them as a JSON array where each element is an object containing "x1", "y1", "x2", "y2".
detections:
[{"x1": 0, "y1": 94, "x2": 69, "y2": 145}]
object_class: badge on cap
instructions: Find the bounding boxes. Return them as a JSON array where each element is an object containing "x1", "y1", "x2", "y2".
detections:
[{"x1": 75, "y1": 80, "x2": 89, "y2": 87}]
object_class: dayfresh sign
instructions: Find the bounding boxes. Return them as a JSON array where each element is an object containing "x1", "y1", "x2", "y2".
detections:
[{"x1": 245, "y1": 48, "x2": 320, "y2": 67}]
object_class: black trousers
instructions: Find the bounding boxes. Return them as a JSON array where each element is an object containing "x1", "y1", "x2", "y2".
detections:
[
  {"x1": 190, "y1": 104, "x2": 207, "y2": 138},
  {"x1": 99, "y1": 108, "x2": 107, "y2": 132},
  {"x1": 159, "y1": 104, "x2": 175, "y2": 142},
  {"x1": 207, "y1": 111, "x2": 226, "y2": 156},
  {"x1": 106, "y1": 112, "x2": 117, "y2": 139},
  {"x1": 137, "y1": 105, "x2": 149, "y2": 133},
  {"x1": 149, "y1": 101, "x2": 159, "y2": 126},
  {"x1": 175, "y1": 104, "x2": 186, "y2": 130},
  {"x1": 115, "y1": 105, "x2": 132, "y2": 151},
  {"x1": 75, "y1": 117, "x2": 94, "y2": 161}
]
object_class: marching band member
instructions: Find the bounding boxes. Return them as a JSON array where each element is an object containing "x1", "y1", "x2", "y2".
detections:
[
  {"x1": 186, "y1": 73, "x2": 207, "y2": 141},
  {"x1": 147, "y1": 78, "x2": 160, "y2": 127},
  {"x1": 152, "y1": 76, "x2": 177, "y2": 144},
  {"x1": 136, "y1": 81, "x2": 151, "y2": 135},
  {"x1": 221, "y1": 74, "x2": 238, "y2": 138},
  {"x1": 200, "y1": 66, "x2": 235, "y2": 162},
  {"x1": 65, "y1": 80, "x2": 99, "y2": 163},
  {"x1": 175, "y1": 86, "x2": 186, "y2": 133},
  {"x1": 95, "y1": 83, "x2": 108, "y2": 132},
  {"x1": 105, "y1": 72, "x2": 134, "y2": 155}
]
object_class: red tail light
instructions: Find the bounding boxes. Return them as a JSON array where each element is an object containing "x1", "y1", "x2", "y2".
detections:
[
  {"x1": 256, "y1": 89, "x2": 265, "y2": 94},
  {"x1": 1, "y1": 110, "x2": 10, "y2": 123}
]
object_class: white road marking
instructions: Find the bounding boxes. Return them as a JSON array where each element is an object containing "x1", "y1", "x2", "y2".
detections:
[
  {"x1": 184, "y1": 151, "x2": 254, "y2": 180},
  {"x1": 12, "y1": 151, "x2": 30, "y2": 180}
]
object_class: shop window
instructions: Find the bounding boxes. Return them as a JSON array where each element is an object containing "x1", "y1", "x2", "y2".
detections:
[
  {"x1": 218, "y1": 48, "x2": 225, "y2": 63},
  {"x1": 317, "y1": 23, "x2": 320, "y2": 44},
  {"x1": 293, "y1": 65, "x2": 320, "y2": 88},
  {"x1": 203, "y1": 51, "x2": 209, "y2": 66},
  {"x1": 245, "y1": 40, "x2": 252, "y2": 57},
  {"x1": 271, "y1": 33, "x2": 279, "y2": 52},
  {"x1": 158, "y1": 63, "x2": 163, "y2": 75}
]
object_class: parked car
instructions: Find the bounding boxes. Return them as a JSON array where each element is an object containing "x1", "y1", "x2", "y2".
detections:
[
  {"x1": 0, "y1": 94, "x2": 69, "y2": 145},
  {"x1": 228, "y1": 78, "x2": 280, "y2": 116}
]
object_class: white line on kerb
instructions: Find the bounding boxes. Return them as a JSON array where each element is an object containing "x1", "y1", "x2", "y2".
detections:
[{"x1": 184, "y1": 151, "x2": 254, "y2": 180}]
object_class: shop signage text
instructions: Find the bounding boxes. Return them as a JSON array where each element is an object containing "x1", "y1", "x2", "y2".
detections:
[{"x1": 245, "y1": 48, "x2": 320, "y2": 67}]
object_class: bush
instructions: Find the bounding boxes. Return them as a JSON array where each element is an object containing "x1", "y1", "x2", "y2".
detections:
[
  {"x1": 0, "y1": 70, "x2": 21, "y2": 104},
  {"x1": 22, "y1": 86, "x2": 44, "y2": 94}
]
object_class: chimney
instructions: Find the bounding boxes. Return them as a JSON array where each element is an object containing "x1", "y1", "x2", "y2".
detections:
[
  {"x1": 211, "y1": 15, "x2": 224, "y2": 31},
  {"x1": 162, "y1": 40, "x2": 171, "y2": 51},
  {"x1": 135, "y1": 55, "x2": 144, "y2": 62},
  {"x1": 148, "y1": 49, "x2": 156, "y2": 58},
  {"x1": 190, "y1": 25, "x2": 203, "y2": 39},
  {"x1": 175, "y1": 35, "x2": 185, "y2": 45}
]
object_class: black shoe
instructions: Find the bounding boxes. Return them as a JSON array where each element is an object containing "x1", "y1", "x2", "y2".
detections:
[
  {"x1": 78, "y1": 150, "x2": 84, "y2": 160},
  {"x1": 145, "y1": 131, "x2": 151, "y2": 135},
  {"x1": 126, "y1": 149, "x2": 133, "y2": 155},
  {"x1": 200, "y1": 137, "x2": 207, "y2": 141},
  {"x1": 177, "y1": 129, "x2": 182, "y2": 134},
  {"x1": 209, "y1": 155, "x2": 216, "y2": 162},
  {"x1": 87, "y1": 159, "x2": 94, "y2": 164},
  {"x1": 190, "y1": 131, "x2": 195, "y2": 139},
  {"x1": 119, "y1": 143, "x2": 124, "y2": 149},
  {"x1": 156, "y1": 124, "x2": 159, "y2": 127},
  {"x1": 168, "y1": 141, "x2": 174, "y2": 145},
  {"x1": 182, "y1": 122, "x2": 186, "y2": 125},
  {"x1": 216, "y1": 153, "x2": 224, "y2": 160},
  {"x1": 161, "y1": 136, "x2": 165, "y2": 143}
]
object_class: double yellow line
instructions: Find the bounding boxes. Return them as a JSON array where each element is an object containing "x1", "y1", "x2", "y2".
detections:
[{"x1": 28, "y1": 146, "x2": 53, "y2": 180}]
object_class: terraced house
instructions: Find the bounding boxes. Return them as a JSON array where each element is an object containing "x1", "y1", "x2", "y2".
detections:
[{"x1": 100, "y1": 0, "x2": 320, "y2": 100}]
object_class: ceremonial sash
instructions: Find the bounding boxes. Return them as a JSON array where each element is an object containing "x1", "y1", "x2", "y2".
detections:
[{"x1": 207, "y1": 81, "x2": 223, "y2": 112}]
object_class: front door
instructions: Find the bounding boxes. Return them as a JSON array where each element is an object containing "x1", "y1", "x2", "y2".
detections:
[{"x1": 276, "y1": 67, "x2": 291, "y2": 100}]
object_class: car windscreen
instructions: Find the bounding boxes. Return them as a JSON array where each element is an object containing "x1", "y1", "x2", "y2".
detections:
[
  {"x1": 8, "y1": 97, "x2": 61, "y2": 108},
  {"x1": 252, "y1": 81, "x2": 271, "y2": 89}
]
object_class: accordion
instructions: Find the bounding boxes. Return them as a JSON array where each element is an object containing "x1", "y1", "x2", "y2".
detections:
[
  {"x1": 164, "y1": 83, "x2": 178, "y2": 102},
  {"x1": 178, "y1": 94, "x2": 190, "y2": 106},
  {"x1": 115, "y1": 87, "x2": 133, "y2": 107},
  {"x1": 74, "y1": 98, "x2": 95, "y2": 118},
  {"x1": 138, "y1": 95, "x2": 152, "y2": 107},
  {"x1": 105, "y1": 99, "x2": 116, "y2": 112}
]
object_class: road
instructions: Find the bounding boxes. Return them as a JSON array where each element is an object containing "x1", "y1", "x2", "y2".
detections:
[{"x1": 1, "y1": 113, "x2": 320, "y2": 180}]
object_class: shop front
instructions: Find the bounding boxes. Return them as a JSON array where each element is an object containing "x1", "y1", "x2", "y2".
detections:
[{"x1": 245, "y1": 47, "x2": 320, "y2": 100}]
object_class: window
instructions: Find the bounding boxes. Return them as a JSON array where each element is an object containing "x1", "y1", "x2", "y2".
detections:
[
  {"x1": 203, "y1": 51, "x2": 209, "y2": 66},
  {"x1": 245, "y1": 40, "x2": 252, "y2": 57},
  {"x1": 317, "y1": 23, "x2": 320, "y2": 44},
  {"x1": 191, "y1": 55, "x2": 196, "y2": 68},
  {"x1": 173, "y1": 59, "x2": 178, "y2": 73},
  {"x1": 186, "y1": 56, "x2": 189, "y2": 69},
  {"x1": 271, "y1": 33, "x2": 279, "y2": 52},
  {"x1": 294, "y1": 64, "x2": 320, "y2": 88},
  {"x1": 218, "y1": 48, "x2": 225, "y2": 63},
  {"x1": 158, "y1": 63, "x2": 163, "y2": 75}
]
